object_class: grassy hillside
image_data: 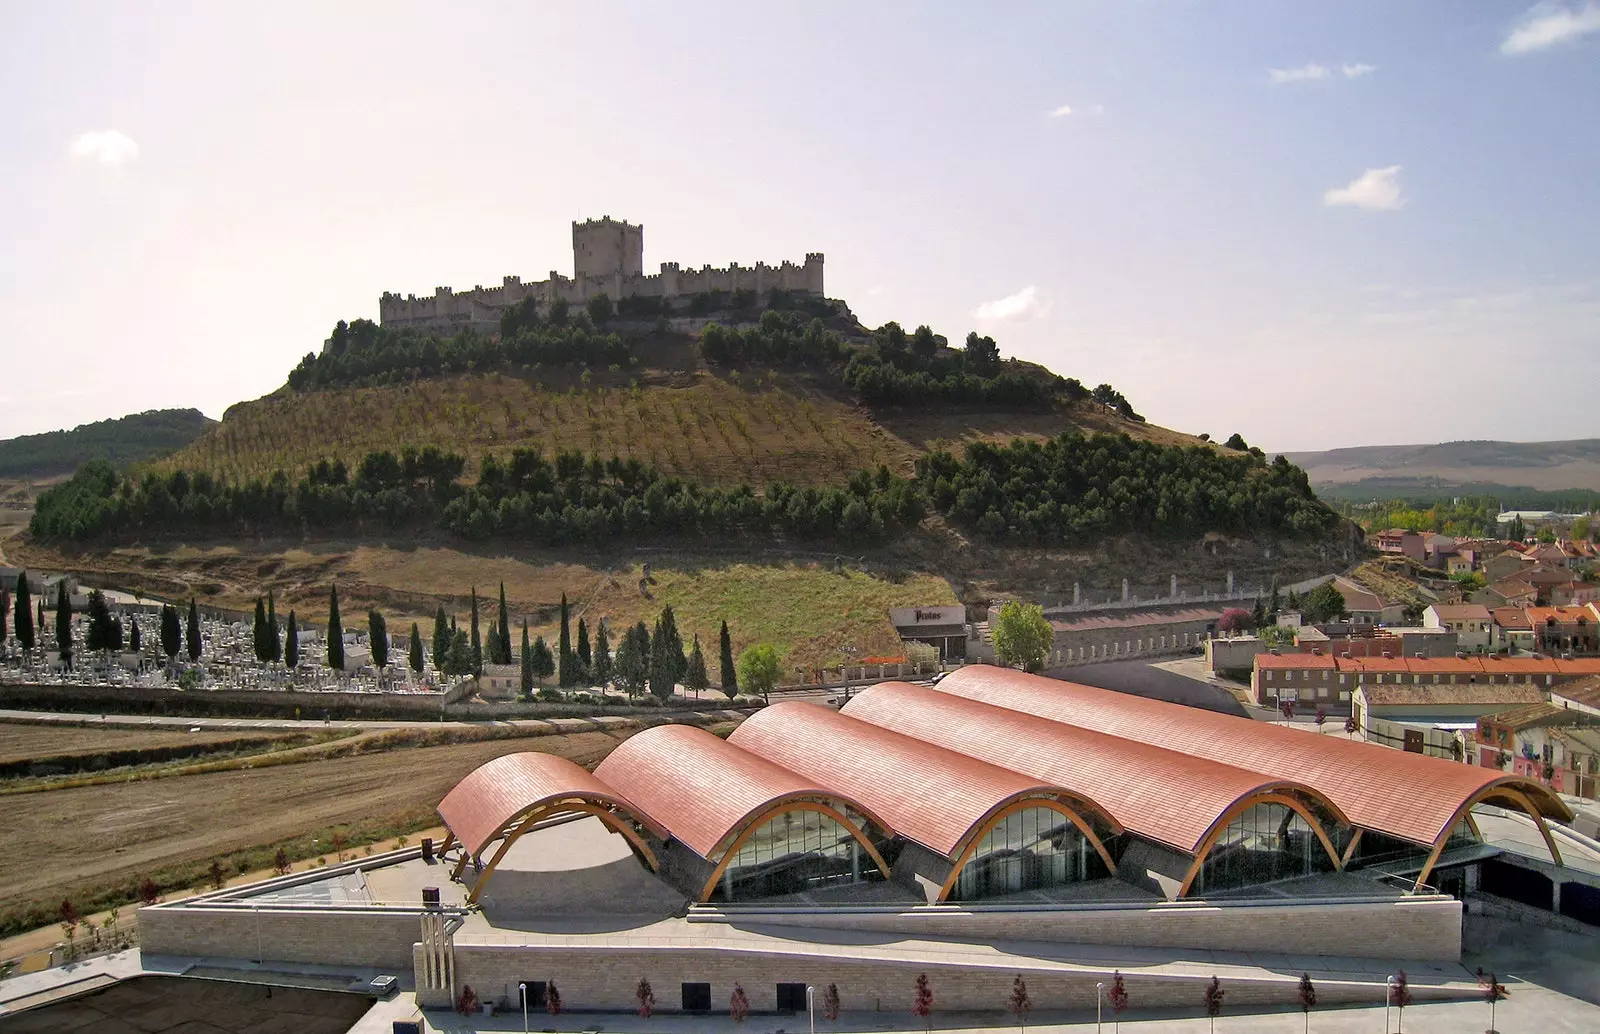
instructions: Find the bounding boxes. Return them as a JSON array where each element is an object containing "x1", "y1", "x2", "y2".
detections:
[
  {"x1": 0, "y1": 409, "x2": 215, "y2": 478},
  {"x1": 1286, "y1": 438, "x2": 1600, "y2": 492},
  {"x1": 159, "y1": 368, "x2": 1204, "y2": 488}
]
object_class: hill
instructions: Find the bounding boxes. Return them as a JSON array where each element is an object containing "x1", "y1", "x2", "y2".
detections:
[
  {"x1": 1286, "y1": 438, "x2": 1600, "y2": 494},
  {"x1": 0, "y1": 408, "x2": 215, "y2": 478}
]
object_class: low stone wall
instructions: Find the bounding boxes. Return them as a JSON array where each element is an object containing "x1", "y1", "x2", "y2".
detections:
[
  {"x1": 0, "y1": 681, "x2": 457, "y2": 720},
  {"x1": 138, "y1": 904, "x2": 426, "y2": 969},
  {"x1": 691, "y1": 894, "x2": 1464, "y2": 962}
]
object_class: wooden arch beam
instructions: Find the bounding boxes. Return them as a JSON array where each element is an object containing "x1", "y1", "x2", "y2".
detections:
[
  {"x1": 1415, "y1": 784, "x2": 1563, "y2": 892},
  {"x1": 464, "y1": 801, "x2": 661, "y2": 905}
]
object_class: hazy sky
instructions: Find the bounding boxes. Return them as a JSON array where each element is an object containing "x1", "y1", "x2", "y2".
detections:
[{"x1": 3, "y1": 2, "x2": 1598, "y2": 451}]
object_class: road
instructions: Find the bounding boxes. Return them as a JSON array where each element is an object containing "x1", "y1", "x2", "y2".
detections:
[{"x1": 1046, "y1": 658, "x2": 1250, "y2": 717}]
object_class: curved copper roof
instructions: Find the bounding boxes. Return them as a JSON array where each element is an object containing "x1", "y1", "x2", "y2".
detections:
[
  {"x1": 436, "y1": 751, "x2": 658, "y2": 857},
  {"x1": 729, "y1": 700, "x2": 1121, "y2": 857},
  {"x1": 593, "y1": 724, "x2": 886, "y2": 860},
  {"x1": 841, "y1": 682, "x2": 1342, "y2": 854},
  {"x1": 934, "y1": 665, "x2": 1573, "y2": 845}
]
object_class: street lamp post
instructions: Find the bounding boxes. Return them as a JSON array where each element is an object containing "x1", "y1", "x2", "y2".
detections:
[
  {"x1": 807, "y1": 984, "x2": 815, "y2": 1034},
  {"x1": 519, "y1": 982, "x2": 528, "y2": 1033},
  {"x1": 1096, "y1": 981, "x2": 1104, "y2": 1034},
  {"x1": 1385, "y1": 975, "x2": 1396, "y2": 1034}
]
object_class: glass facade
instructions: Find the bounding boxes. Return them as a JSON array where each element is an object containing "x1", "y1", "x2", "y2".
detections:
[
  {"x1": 1189, "y1": 801, "x2": 1333, "y2": 895},
  {"x1": 951, "y1": 806, "x2": 1107, "y2": 901},
  {"x1": 1348, "y1": 818, "x2": 1479, "y2": 875},
  {"x1": 711, "y1": 807, "x2": 882, "y2": 902}
]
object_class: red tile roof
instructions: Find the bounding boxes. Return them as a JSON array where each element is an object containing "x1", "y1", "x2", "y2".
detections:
[
  {"x1": 935, "y1": 665, "x2": 1570, "y2": 846},
  {"x1": 842, "y1": 681, "x2": 1344, "y2": 854},
  {"x1": 729, "y1": 700, "x2": 1120, "y2": 857},
  {"x1": 1255, "y1": 652, "x2": 1337, "y2": 670}
]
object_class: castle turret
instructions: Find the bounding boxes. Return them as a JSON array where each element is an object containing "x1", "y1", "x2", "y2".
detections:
[{"x1": 573, "y1": 216, "x2": 643, "y2": 279}]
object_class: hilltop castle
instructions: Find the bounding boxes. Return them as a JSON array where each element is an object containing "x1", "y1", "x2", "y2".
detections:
[{"x1": 378, "y1": 217, "x2": 825, "y2": 336}]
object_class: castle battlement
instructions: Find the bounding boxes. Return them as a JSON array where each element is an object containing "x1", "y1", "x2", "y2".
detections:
[{"x1": 374, "y1": 219, "x2": 825, "y2": 337}]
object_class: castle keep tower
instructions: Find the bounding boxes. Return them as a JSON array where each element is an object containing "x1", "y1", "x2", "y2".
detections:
[{"x1": 573, "y1": 216, "x2": 644, "y2": 279}]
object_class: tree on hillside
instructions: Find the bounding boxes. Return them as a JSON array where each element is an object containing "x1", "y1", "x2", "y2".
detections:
[
  {"x1": 912, "y1": 324, "x2": 938, "y2": 361},
  {"x1": 532, "y1": 634, "x2": 555, "y2": 688},
  {"x1": 186, "y1": 598, "x2": 201, "y2": 662},
  {"x1": 685, "y1": 634, "x2": 709, "y2": 698},
  {"x1": 55, "y1": 581, "x2": 73, "y2": 668},
  {"x1": 737, "y1": 643, "x2": 782, "y2": 703},
  {"x1": 284, "y1": 611, "x2": 300, "y2": 670},
  {"x1": 85, "y1": 590, "x2": 117, "y2": 655},
  {"x1": 586, "y1": 292, "x2": 614, "y2": 326},
  {"x1": 432, "y1": 605, "x2": 450, "y2": 671},
  {"x1": 615, "y1": 621, "x2": 650, "y2": 696},
  {"x1": 592, "y1": 620, "x2": 612, "y2": 687},
  {"x1": 1301, "y1": 581, "x2": 1348, "y2": 624},
  {"x1": 964, "y1": 331, "x2": 1000, "y2": 372},
  {"x1": 719, "y1": 619, "x2": 737, "y2": 696},
  {"x1": 520, "y1": 625, "x2": 533, "y2": 697},
  {"x1": 14, "y1": 572, "x2": 32, "y2": 652},
  {"x1": 327, "y1": 586, "x2": 344, "y2": 670},
  {"x1": 494, "y1": 583, "x2": 512, "y2": 664},
  {"x1": 369, "y1": 610, "x2": 389, "y2": 667},
  {"x1": 558, "y1": 593, "x2": 574, "y2": 686},
  {"x1": 992, "y1": 600, "x2": 1053, "y2": 673},
  {"x1": 266, "y1": 592, "x2": 281, "y2": 662},
  {"x1": 468, "y1": 587, "x2": 482, "y2": 674},
  {"x1": 160, "y1": 604, "x2": 180, "y2": 662},
  {"x1": 252, "y1": 597, "x2": 269, "y2": 662}
]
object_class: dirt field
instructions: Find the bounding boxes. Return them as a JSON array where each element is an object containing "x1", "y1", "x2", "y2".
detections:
[
  {"x1": 3, "y1": 728, "x2": 632, "y2": 923},
  {"x1": 0, "y1": 724, "x2": 275, "y2": 767}
]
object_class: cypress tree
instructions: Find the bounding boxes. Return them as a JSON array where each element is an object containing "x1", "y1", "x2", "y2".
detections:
[
  {"x1": 0, "y1": 586, "x2": 7, "y2": 652},
  {"x1": 109, "y1": 615, "x2": 123, "y2": 652},
  {"x1": 557, "y1": 593, "x2": 573, "y2": 686},
  {"x1": 185, "y1": 598, "x2": 201, "y2": 661},
  {"x1": 432, "y1": 605, "x2": 449, "y2": 672},
  {"x1": 408, "y1": 622, "x2": 424, "y2": 673},
  {"x1": 468, "y1": 586, "x2": 482, "y2": 674},
  {"x1": 593, "y1": 620, "x2": 612, "y2": 687},
  {"x1": 128, "y1": 617, "x2": 141, "y2": 653},
  {"x1": 327, "y1": 586, "x2": 344, "y2": 670},
  {"x1": 37, "y1": 598, "x2": 45, "y2": 636},
  {"x1": 267, "y1": 591, "x2": 281, "y2": 662},
  {"x1": 685, "y1": 634, "x2": 709, "y2": 697},
  {"x1": 719, "y1": 619, "x2": 737, "y2": 694},
  {"x1": 496, "y1": 583, "x2": 512, "y2": 664},
  {"x1": 577, "y1": 617, "x2": 591, "y2": 679},
  {"x1": 648, "y1": 608, "x2": 684, "y2": 701},
  {"x1": 369, "y1": 609, "x2": 389, "y2": 667},
  {"x1": 285, "y1": 611, "x2": 299, "y2": 669},
  {"x1": 532, "y1": 635, "x2": 555, "y2": 687},
  {"x1": 160, "y1": 604, "x2": 181, "y2": 661},
  {"x1": 252, "y1": 597, "x2": 268, "y2": 662},
  {"x1": 13, "y1": 572, "x2": 31, "y2": 652},
  {"x1": 54, "y1": 580, "x2": 73, "y2": 668},
  {"x1": 485, "y1": 617, "x2": 498, "y2": 666},
  {"x1": 85, "y1": 590, "x2": 114, "y2": 653},
  {"x1": 660, "y1": 605, "x2": 685, "y2": 682},
  {"x1": 520, "y1": 624, "x2": 533, "y2": 697}
]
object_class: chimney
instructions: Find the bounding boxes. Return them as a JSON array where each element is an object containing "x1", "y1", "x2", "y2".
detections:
[
  {"x1": 1311, "y1": 647, "x2": 1322, "y2": 656},
  {"x1": 1382, "y1": 650, "x2": 1393, "y2": 659},
  {"x1": 1269, "y1": 648, "x2": 1280, "y2": 656},
  {"x1": 1341, "y1": 651, "x2": 1352, "y2": 659}
]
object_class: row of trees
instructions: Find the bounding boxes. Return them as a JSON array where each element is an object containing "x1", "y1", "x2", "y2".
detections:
[
  {"x1": 918, "y1": 432, "x2": 1338, "y2": 545},
  {"x1": 4, "y1": 572, "x2": 205, "y2": 669},
  {"x1": 31, "y1": 447, "x2": 926, "y2": 547}
]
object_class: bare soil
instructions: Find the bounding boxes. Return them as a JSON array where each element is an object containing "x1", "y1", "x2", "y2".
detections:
[{"x1": 0, "y1": 724, "x2": 277, "y2": 767}]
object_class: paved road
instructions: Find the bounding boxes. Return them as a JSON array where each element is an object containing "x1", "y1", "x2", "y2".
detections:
[{"x1": 1045, "y1": 659, "x2": 1249, "y2": 717}]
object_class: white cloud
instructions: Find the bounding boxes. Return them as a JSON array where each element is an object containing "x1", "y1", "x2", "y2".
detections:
[
  {"x1": 1047, "y1": 103, "x2": 1073, "y2": 118},
  {"x1": 1342, "y1": 63, "x2": 1377, "y2": 78},
  {"x1": 1502, "y1": 2, "x2": 1600, "y2": 54},
  {"x1": 69, "y1": 129, "x2": 139, "y2": 165},
  {"x1": 1323, "y1": 166, "x2": 1405, "y2": 211},
  {"x1": 972, "y1": 285, "x2": 1051, "y2": 322},
  {"x1": 1269, "y1": 63, "x2": 1330, "y2": 84}
]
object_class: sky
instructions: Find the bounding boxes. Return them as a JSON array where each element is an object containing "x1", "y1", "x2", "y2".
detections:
[{"x1": 2, "y1": 2, "x2": 1598, "y2": 452}]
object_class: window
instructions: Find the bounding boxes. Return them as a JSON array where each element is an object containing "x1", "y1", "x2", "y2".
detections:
[
  {"x1": 519, "y1": 982, "x2": 547, "y2": 1009},
  {"x1": 776, "y1": 983, "x2": 809, "y2": 1013},
  {"x1": 710, "y1": 808, "x2": 883, "y2": 902},
  {"x1": 951, "y1": 805, "x2": 1107, "y2": 901},
  {"x1": 1190, "y1": 801, "x2": 1334, "y2": 895},
  {"x1": 682, "y1": 983, "x2": 711, "y2": 1013}
]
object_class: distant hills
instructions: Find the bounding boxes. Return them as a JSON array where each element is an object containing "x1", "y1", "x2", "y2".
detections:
[
  {"x1": 1285, "y1": 438, "x2": 1600, "y2": 500},
  {"x1": 0, "y1": 409, "x2": 216, "y2": 478}
]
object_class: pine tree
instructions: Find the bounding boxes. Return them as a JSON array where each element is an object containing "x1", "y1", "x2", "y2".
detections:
[
  {"x1": 557, "y1": 593, "x2": 573, "y2": 686},
  {"x1": 13, "y1": 571, "x2": 32, "y2": 652},
  {"x1": 267, "y1": 591, "x2": 281, "y2": 662},
  {"x1": 685, "y1": 634, "x2": 709, "y2": 697},
  {"x1": 496, "y1": 583, "x2": 512, "y2": 664},
  {"x1": 285, "y1": 612, "x2": 299, "y2": 669},
  {"x1": 368, "y1": 610, "x2": 389, "y2": 667},
  {"x1": 252, "y1": 598, "x2": 268, "y2": 662},
  {"x1": 719, "y1": 619, "x2": 737, "y2": 696},
  {"x1": 468, "y1": 587, "x2": 482, "y2": 675},
  {"x1": 520, "y1": 624, "x2": 533, "y2": 696},
  {"x1": 327, "y1": 586, "x2": 344, "y2": 670},
  {"x1": 55, "y1": 580, "x2": 73, "y2": 668},
  {"x1": 431, "y1": 605, "x2": 449, "y2": 671},
  {"x1": 593, "y1": 620, "x2": 612, "y2": 686},
  {"x1": 160, "y1": 604, "x2": 181, "y2": 661},
  {"x1": 532, "y1": 635, "x2": 555, "y2": 687},
  {"x1": 185, "y1": 598, "x2": 201, "y2": 661},
  {"x1": 408, "y1": 622, "x2": 424, "y2": 673}
]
